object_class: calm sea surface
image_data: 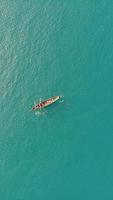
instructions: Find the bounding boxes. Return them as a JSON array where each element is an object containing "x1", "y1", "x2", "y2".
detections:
[{"x1": 0, "y1": 0, "x2": 113, "y2": 199}]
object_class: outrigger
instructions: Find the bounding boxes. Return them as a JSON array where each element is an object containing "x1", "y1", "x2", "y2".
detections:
[{"x1": 32, "y1": 96, "x2": 61, "y2": 111}]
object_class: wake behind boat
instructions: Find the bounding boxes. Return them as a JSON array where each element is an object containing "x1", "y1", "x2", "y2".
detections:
[{"x1": 32, "y1": 96, "x2": 61, "y2": 111}]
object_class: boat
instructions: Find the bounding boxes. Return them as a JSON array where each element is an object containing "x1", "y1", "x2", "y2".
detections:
[{"x1": 32, "y1": 96, "x2": 61, "y2": 111}]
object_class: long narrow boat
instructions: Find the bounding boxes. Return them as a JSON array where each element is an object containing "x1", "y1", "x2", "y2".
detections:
[{"x1": 32, "y1": 96, "x2": 61, "y2": 111}]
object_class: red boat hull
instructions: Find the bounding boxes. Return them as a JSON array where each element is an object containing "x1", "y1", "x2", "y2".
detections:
[{"x1": 32, "y1": 96, "x2": 61, "y2": 111}]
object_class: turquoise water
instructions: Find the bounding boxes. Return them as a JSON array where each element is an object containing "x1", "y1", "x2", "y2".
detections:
[{"x1": 0, "y1": 0, "x2": 113, "y2": 199}]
